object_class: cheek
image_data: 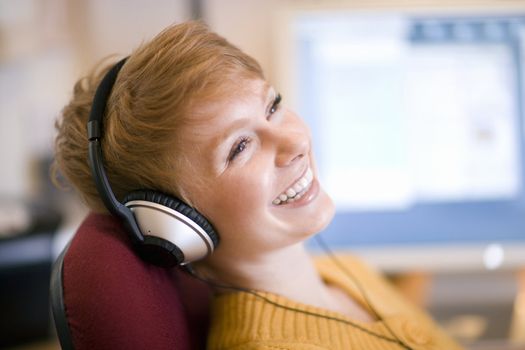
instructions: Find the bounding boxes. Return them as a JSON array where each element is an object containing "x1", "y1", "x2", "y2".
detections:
[
  {"x1": 204, "y1": 167, "x2": 271, "y2": 232},
  {"x1": 226, "y1": 175, "x2": 267, "y2": 210}
]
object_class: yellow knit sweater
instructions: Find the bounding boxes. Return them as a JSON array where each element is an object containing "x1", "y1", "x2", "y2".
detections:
[{"x1": 207, "y1": 255, "x2": 464, "y2": 350}]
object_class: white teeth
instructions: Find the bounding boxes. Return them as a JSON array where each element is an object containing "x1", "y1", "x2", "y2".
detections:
[
  {"x1": 304, "y1": 168, "x2": 314, "y2": 182},
  {"x1": 273, "y1": 167, "x2": 314, "y2": 205}
]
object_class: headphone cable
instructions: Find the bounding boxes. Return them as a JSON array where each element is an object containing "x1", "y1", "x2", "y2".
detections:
[
  {"x1": 313, "y1": 234, "x2": 413, "y2": 350},
  {"x1": 184, "y1": 253, "x2": 413, "y2": 349}
]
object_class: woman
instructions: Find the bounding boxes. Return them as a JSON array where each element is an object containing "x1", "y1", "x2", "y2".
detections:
[{"x1": 53, "y1": 21, "x2": 463, "y2": 349}]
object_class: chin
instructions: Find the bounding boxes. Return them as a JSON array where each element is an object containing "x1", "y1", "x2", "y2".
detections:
[
  {"x1": 310, "y1": 190, "x2": 335, "y2": 232},
  {"x1": 292, "y1": 189, "x2": 335, "y2": 240}
]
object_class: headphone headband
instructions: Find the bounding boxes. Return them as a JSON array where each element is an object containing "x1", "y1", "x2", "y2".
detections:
[
  {"x1": 87, "y1": 58, "x2": 128, "y2": 141},
  {"x1": 87, "y1": 57, "x2": 144, "y2": 244}
]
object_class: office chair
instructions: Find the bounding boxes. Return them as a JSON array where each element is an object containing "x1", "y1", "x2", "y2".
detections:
[{"x1": 50, "y1": 213, "x2": 211, "y2": 350}]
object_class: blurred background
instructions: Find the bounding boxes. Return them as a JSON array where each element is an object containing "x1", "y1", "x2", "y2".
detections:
[{"x1": 1, "y1": 0, "x2": 525, "y2": 349}]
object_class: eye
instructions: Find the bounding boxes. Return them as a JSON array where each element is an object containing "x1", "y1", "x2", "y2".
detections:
[
  {"x1": 268, "y1": 93, "x2": 282, "y2": 118},
  {"x1": 228, "y1": 137, "x2": 250, "y2": 162}
]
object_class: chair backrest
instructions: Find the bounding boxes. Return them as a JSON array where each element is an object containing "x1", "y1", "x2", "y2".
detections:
[{"x1": 50, "y1": 213, "x2": 211, "y2": 350}]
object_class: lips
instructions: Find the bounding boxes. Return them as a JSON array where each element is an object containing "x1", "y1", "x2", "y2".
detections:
[{"x1": 272, "y1": 167, "x2": 314, "y2": 205}]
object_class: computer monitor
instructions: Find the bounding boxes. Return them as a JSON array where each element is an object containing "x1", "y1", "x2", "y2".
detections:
[{"x1": 286, "y1": 12, "x2": 525, "y2": 267}]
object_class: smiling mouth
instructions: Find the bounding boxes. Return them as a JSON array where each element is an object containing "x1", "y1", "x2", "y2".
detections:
[{"x1": 272, "y1": 167, "x2": 314, "y2": 205}]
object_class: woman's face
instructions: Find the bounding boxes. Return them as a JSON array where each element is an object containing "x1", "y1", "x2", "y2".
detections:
[{"x1": 177, "y1": 79, "x2": 335, "y2": 259}]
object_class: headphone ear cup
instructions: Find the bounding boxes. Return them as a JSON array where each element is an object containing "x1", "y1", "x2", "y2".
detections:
[
  {"x1": 170, "y1": 200, "x2": 219, "y2": 246},
  {"x1": 122, "y1": 190, "x2": 219, "y2": 266},
  {"x1": 139, "y1": 235, "x2": 184, "y2": 267}
]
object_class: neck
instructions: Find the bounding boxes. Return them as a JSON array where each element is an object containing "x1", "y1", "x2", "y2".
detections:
[{"x1": 198, "y1": 242, "x2": 333, "y2": 309}]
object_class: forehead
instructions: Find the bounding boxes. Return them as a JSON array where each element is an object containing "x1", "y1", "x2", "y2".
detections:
[{"x1": 182, "y1": 78, "x2": 270, "y2": 139}]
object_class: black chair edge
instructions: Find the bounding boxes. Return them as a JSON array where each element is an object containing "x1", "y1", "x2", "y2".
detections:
[{"x1": 50, "y1": 243, "x2": 75, "y2": 350}]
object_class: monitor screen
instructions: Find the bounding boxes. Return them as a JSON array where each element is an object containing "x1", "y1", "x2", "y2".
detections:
[{"x1": 293, "y1": 14, "x2": 525, "y2": 247}]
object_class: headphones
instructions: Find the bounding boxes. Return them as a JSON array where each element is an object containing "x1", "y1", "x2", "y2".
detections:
[{"x1": 87, "y1": 57, "x2": 219, "y2": 267}]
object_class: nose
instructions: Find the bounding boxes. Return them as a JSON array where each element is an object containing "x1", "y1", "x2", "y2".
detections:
[{"x1": 273, "y1": 119, "x2": 310, "y2": 167}]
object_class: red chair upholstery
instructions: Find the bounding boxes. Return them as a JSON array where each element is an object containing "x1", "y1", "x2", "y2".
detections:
[{"x1": 50, "y1": 213, "x2": 211, "y2": 350}]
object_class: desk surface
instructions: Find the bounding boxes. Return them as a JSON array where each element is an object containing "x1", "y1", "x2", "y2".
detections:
[{"x1": 322, "y1": 242, "x2": 525, "y2": 274}]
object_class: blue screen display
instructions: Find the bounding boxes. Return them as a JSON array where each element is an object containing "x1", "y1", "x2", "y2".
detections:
[{"x1": 295, "y1": 14, "x2": 525, "y2": 247}]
